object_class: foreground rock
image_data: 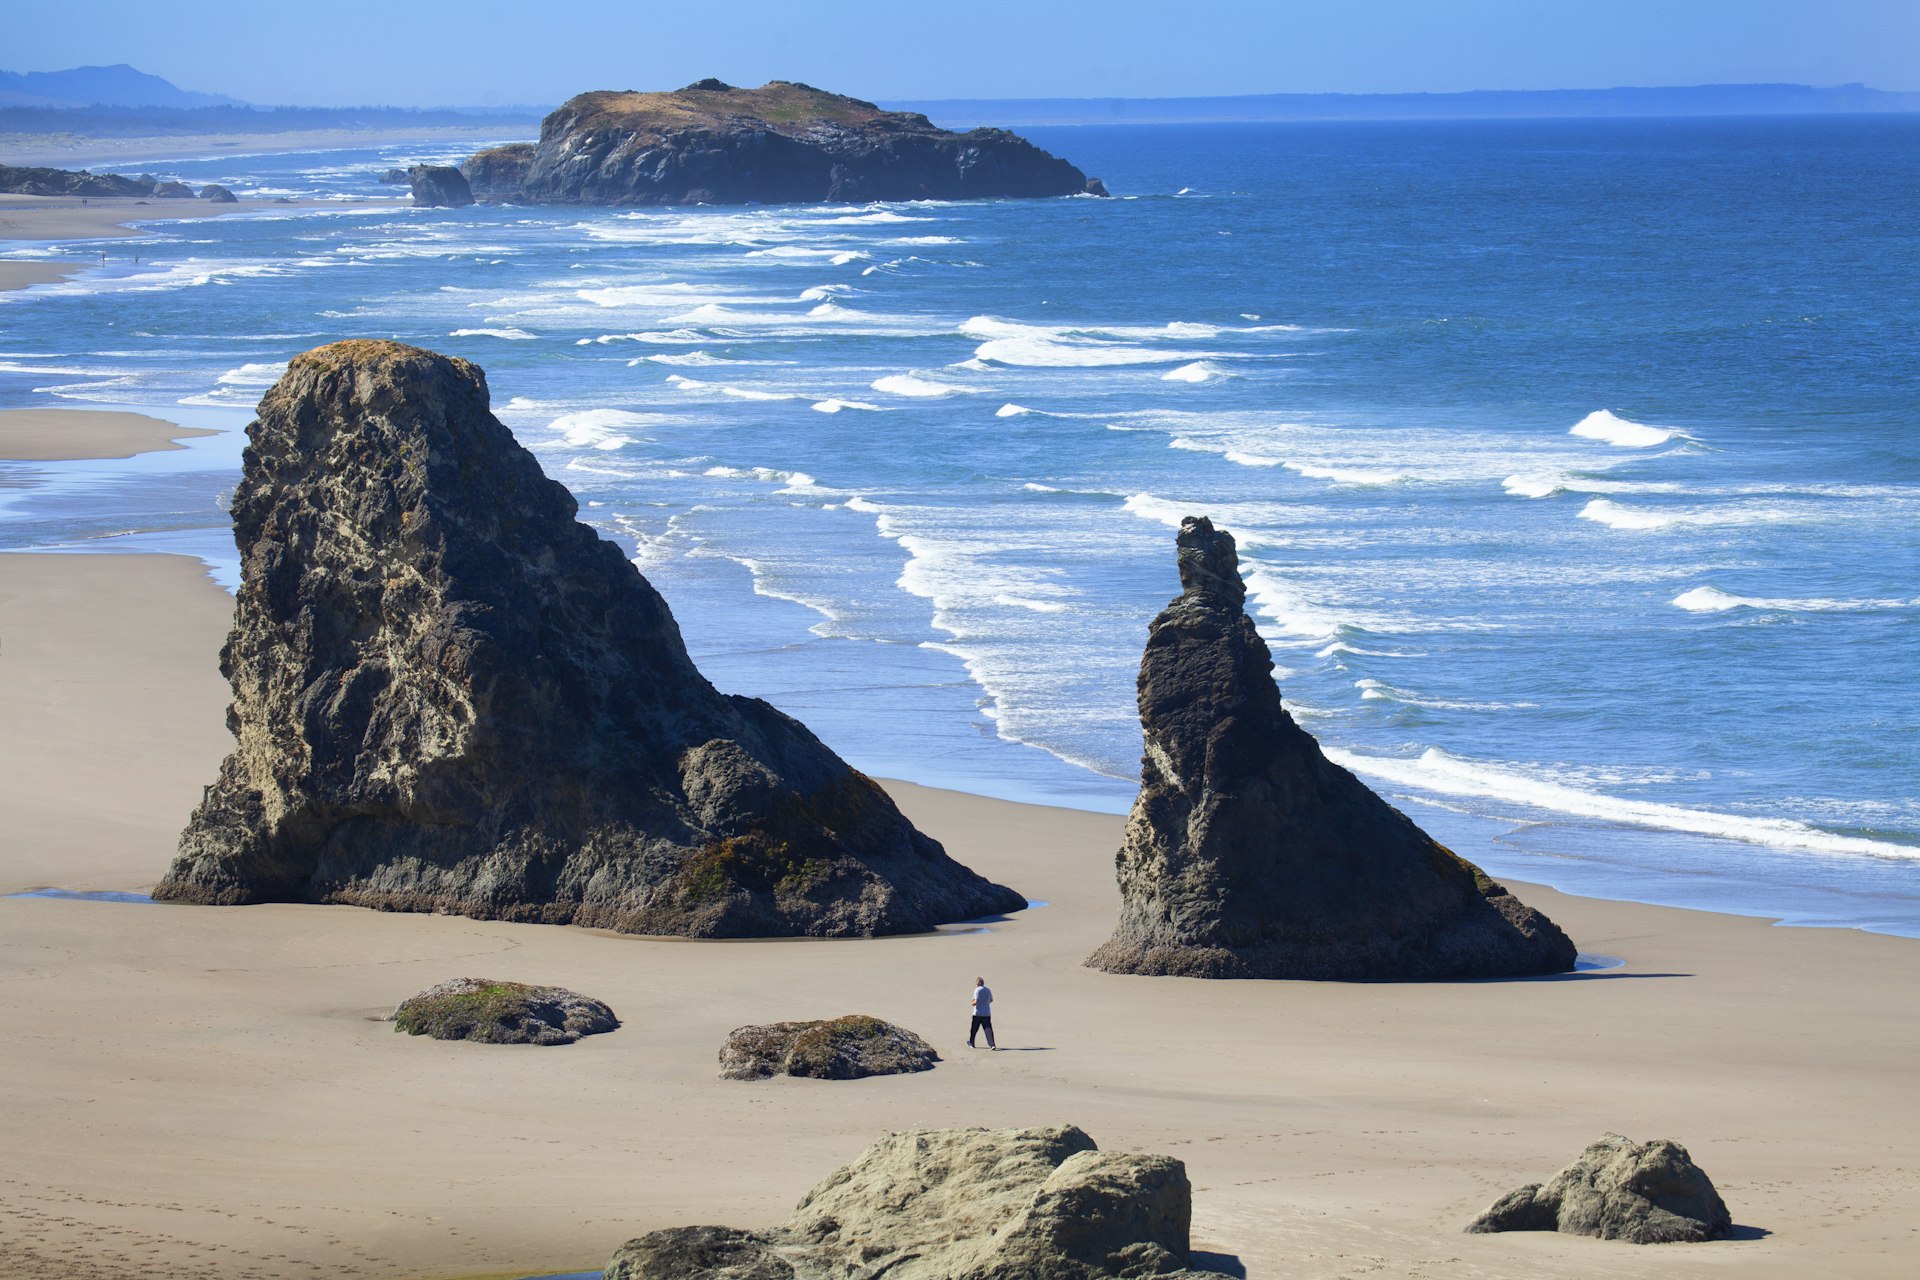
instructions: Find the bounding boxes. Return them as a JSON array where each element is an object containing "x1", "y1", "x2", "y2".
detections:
[
  {"x1": 1466, "y1": 1133, "x2": 1732, "y2": 1243},
  {"x1": 199, "y1": 183, "x2": 238, "y2": 203},
  {"x1": 391, "y1": 977, "x2": 617, "y2": 1045},
  {"x1": 407, "y1": 164, "x2": 473, "y2": 207},
  {"x1": 606, "y1": 1125, "x2": 1201, "y2": 1279},
  {"x1": 154, "y1": 340, "x2": 1023, "y2": 937},
  {"x1": 462, "y1": 142, "x2": 536, "y2": 199},
  {"x1": 1087, "y1": 517, "x2": 1576, "y2": 980},
  {"x1": 483, "y1": 78, "x2": 1100, "y2": 206},
  {"x1": 719, "y1": 1015, "x2": 937, "y2": 1080}
]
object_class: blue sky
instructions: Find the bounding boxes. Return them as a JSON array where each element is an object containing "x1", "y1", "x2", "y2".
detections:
[{"x1": 10, "y1": 0, "x2": 1918, "y2": 107}]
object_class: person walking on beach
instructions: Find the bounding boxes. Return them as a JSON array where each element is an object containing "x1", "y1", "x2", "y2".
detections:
[{"x1": 968, "y1": 976, "x2": 997, "y2": 1050}]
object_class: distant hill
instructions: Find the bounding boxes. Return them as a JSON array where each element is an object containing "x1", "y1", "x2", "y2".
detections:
[
  {"x1": 885, "y1": 83, "x2": 1920, "y2": 127},
  {"x1": 0, "y1": 64, "x2": 241, "y2": 109}
]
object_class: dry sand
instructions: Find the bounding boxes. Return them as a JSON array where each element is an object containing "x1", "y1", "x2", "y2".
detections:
[
  {"x1": 0, "y1": 408, "x2": 217, "y2": 461},
  {"x1": 0, "y1": 549, "x2": 1914, "y2": 1280}
]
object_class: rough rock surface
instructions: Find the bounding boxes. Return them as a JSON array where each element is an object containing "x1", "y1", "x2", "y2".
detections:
[
  {"x1": 462, "y1": 142, "x2": 536, "y2": 198},
  {"x1": 482, "y1": 79, "x2": 1096, "y2": 206},
  {"x1": 390, "y1": 976, "x2": 617, "y2": 1045},
  {"x1": 1466, "y1": 1133, "x2": 1732, "y2": 1243},
  {"x1": 152, "y1": 340, "x2": 1023, "y2": 937},
  {"x1": 718, "y1": 1015, "x2": 937, "y2": 1080},
  {"x1": 378, "y1": 167, "x2": 409, "y2": 184},
  {"x1": 605, "y1": 1125, "x2": 1202, "y2": 1279},
  {"x1": 0, "y1": 163, "x2": 165, "y2": 197},
  {"x1": 149, "y1": 179, "x2": 195, "y2": 198},
  {"x1": 199, "y1": 183, "x2": 238, "y2": 203},
  {"x1": 1086, "y1": 516, "x2": 1577, "y2": 980},
  {"x1": 407, "y1": 164, "x2": 473, "y2": 207}
]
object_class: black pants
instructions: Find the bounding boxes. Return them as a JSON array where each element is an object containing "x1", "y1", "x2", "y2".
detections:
[{"x1": 968, "y1": 1014, "x2": 996, "y2": 1048}]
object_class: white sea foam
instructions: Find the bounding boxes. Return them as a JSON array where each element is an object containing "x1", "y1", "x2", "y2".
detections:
[
  {"x1": 1282, "y1": 461, "x2": 1406, "y2": 486},
  {"x1": 1672, "y1": 586, "x2": 1919, "y2": 613},
  {"x1": 961, "y1": 316, "x2": 1211, "y2": 368},
  {"x1": 640, "y1": 351, "x2": 741, "y2": 366},
  {"x1": 798, "y1": 284, "x2": 855, "y2": 301},
  {"x1": 1578, "y1": 498, "x2": 1801, "y2": 531},
  {"x1": 1355, "y1": 678, "x2": 1537, "y2": 712},
  {"x1": 997, "y1": 404, "x2": 1034, "y2": 418},
  {"x1": 666, "y1": 374, "x2": 799, "y2": 401},
  {"x1": 1569, "y1": 409, "x2": 1685, "y2": 448},
  {"x1": 812, "y1": 399, "x2": 884, "y2": 413},
  {"x1": 216, "y1": 361, "x2": 288, "y2": 387},
  {"x1": 450, "y1": 326, "x2": 538, "y2": 340},
  {"x1": 882, "y1": 235, "x2": 964, "y2": 245},
  {"x1": 1022, "y1": 482, "x2": 1059, "y2": 492},
  {"x1": 1326, "y1": 747, "x2": 1920, "y2": 861},
  {"x1": 872, "y1": 373, "x2": 964, "y2": 398},
  {"x1": 550, "y1": 409, "x2": 653, "y2": 450},
  {"x1": 1162, "y1": 361, "x2": 1228, "y2": 383},
  {"x1": 703, "y1": 465, "x2": 820, "y2": 493}
]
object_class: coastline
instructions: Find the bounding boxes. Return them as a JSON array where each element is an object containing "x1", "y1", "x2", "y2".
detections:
[
  {"x1": 1, "y1": 541, "x2": 1916, "y2": 1279},
  {"x1": 0, "y1": 124, "x2": 535, "y2": 170},
  {"x1": 0, "y1": 407, "x2": 217, "y2": 460}
]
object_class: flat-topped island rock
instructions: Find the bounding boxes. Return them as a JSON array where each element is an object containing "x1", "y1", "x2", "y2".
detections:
[
  {"x1": 1088, "y1": 516, "x2": 1577, "y2": 980},
  {"x1": 153, "y1": 340, "x2": 1024, "y2": 936},
  {"x1": 474, "y1": 78, "x2": 1102, "y2": 205}
]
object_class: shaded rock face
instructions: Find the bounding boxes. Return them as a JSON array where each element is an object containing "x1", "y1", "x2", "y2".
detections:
[
  {"x1": 0, "y1": 164, "x2": 177, "y2": 197},
  {"x1": 606, "y1": 1125, "x2": 1198, "y2": 1280},
  {"x1": 719, "y1": 1015, "x2": 937, "y2": 1080},
  {"x1": 390, "y1": 977, "x2": 617, "y2": 1045},
  {"x1": 153, "y1": 340, "x2": 1022, "y2": 938},
  {"x1": 407, "y1": 164, "x2": 473, "y2": 207},
  {"x1": 150, "y1": 180, "x2": 195, "y2": 198},
  {"x1": 1467, "y1": 1133, "x2": 1732, "y2": 1244},
  {"x1": 378, "y1": 167, "x2": 409, "y2": 184},
  {"x1": 1087, "y1": 517, "x2": 1576, "y2": 980},
  {"x1": 199, "y1": 183, "x2": 238, "y2": 203},
  {"x1": 483, "y1": 79, "x2": 1091, "y2": 206},
  {"x1": 461, "y1": 142, "x2": 536, "y2": 199}
]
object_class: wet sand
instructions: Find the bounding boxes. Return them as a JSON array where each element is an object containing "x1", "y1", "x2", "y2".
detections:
[
  {"x1": 0, "y1": 546, "x2": 1915, "y2": 1280},
  {"x1": 0, "y1": 125, "x2": 531, "y2": 171},
  {"x1": 0, "y1": 408, "x2": 217, "y2": 461}
]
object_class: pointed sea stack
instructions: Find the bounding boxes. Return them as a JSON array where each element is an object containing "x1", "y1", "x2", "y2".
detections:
[
  {"x1": 1086, "y1": 517, "x2": 1576, "y2": 980},
  {"x1": 155, "y1": 340, "x2": 1024, "y2": 936}
]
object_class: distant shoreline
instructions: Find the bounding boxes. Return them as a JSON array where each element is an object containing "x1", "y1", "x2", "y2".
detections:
[{"x1": 0, "y1": 123, "x2": 534, "y2": 169}]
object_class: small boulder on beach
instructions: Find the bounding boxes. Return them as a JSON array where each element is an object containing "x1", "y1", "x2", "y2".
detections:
[
  {"x1": 606, "y1": 1124, "x2": 1199, "y2": 1279},
  {"x1": 389, "y1": 977, "x2": 618, "y2": 1046},
  {"x1": 1466, "y1": 1132, "x2": 1732, "y2": 1243},
  {"x1": 198, "y1": 183, "x2": 238, "y2": 203},
  {"x1": 719, "y1": 1015, "x2": 937, "y2": 1080}
]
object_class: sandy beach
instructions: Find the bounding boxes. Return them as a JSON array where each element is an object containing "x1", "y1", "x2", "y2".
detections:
[
  {"x1": 0, "y1": 517, "x2": 1915, "y2": 1279},
  {"x1": 0, "y1": 408, "x2": 217, "y2": 461},
  {"x1": 0, "y1": 192, "x2": 398, "y2": 293},
  {"x1": 0, "y1": 125, "x2": 534, "y2": 171}
]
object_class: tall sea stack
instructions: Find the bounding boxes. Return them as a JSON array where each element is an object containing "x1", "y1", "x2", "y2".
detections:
[
  {"x1": 155, "y1": 340, "x2": 1025, "y2": 936},
  {"x1": 1087, "y1": 517, "x2": 1576, "y2": 980}
]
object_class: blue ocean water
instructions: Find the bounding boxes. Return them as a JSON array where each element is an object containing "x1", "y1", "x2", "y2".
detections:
[{"x1": 2, "y1": 117, "x2": 1915, "y2": 933}]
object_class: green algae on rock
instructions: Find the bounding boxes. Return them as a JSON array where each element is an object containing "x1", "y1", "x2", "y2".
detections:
[
  {"x1": 718, "y1": 1015, "x2": 938, "y2": 1080},
  {"x1": 390, "y1": 977, "x2": 618, "y2": 1046}
]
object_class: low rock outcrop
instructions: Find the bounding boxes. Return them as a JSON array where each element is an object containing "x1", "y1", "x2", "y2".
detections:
[
  {"x1": 605, "y1": 1125, "x2": 1202, "y2": 1279},
  {"x1": 199, "y1": 183, "x2": 238, "y2": 203},
  {"x1": 462, "y1": 142, "x2": 536, "y2": 199},
  {"x1": 0, "y1": 163, "x2": 171, "y2": 197},
  {"x1": 390, "y1": 977, "x2": 618, "y2": 1045},
  {"x1": 377, "y1": 167, "x2": 409, "y2": 184},
  {"x1": 153, "y1": 340, "x2": 1023, "y2": 937},
  {"x1": 407, "y1": 164, "x2": 473, "y2": 207},
  {"x1": 1466, "y1": 1133, "x2": 1732, "y2": 1243},
  {"x1": 149, "y1": 179, "x2": 195, "y2": 198},
  {"x1": 477, "y1": 79, "x2": 1097, "y2": 206},
  {"x1": 1086, "y1": 517, "x2": 1577, "y2": 981},
  {"x1": 719, "y1": 1015, "x2": 937, "y2": 1080}
]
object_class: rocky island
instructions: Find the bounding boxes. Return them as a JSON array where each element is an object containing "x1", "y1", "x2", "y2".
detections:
[
  {"x1": 460, "y1": 78, "x2": 1101, "y2": 205},
  {"x1": 1087, "y1": 517, "x2": 1578, "y2": 980},
  {"x1": 153, "y1": 340, "x2": 1025, "y2": 937}
]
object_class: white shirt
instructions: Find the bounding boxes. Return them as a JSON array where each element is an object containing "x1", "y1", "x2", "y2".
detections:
[{"x1": 972, "y1": 985, "x2": 993, "y2": 1015}]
